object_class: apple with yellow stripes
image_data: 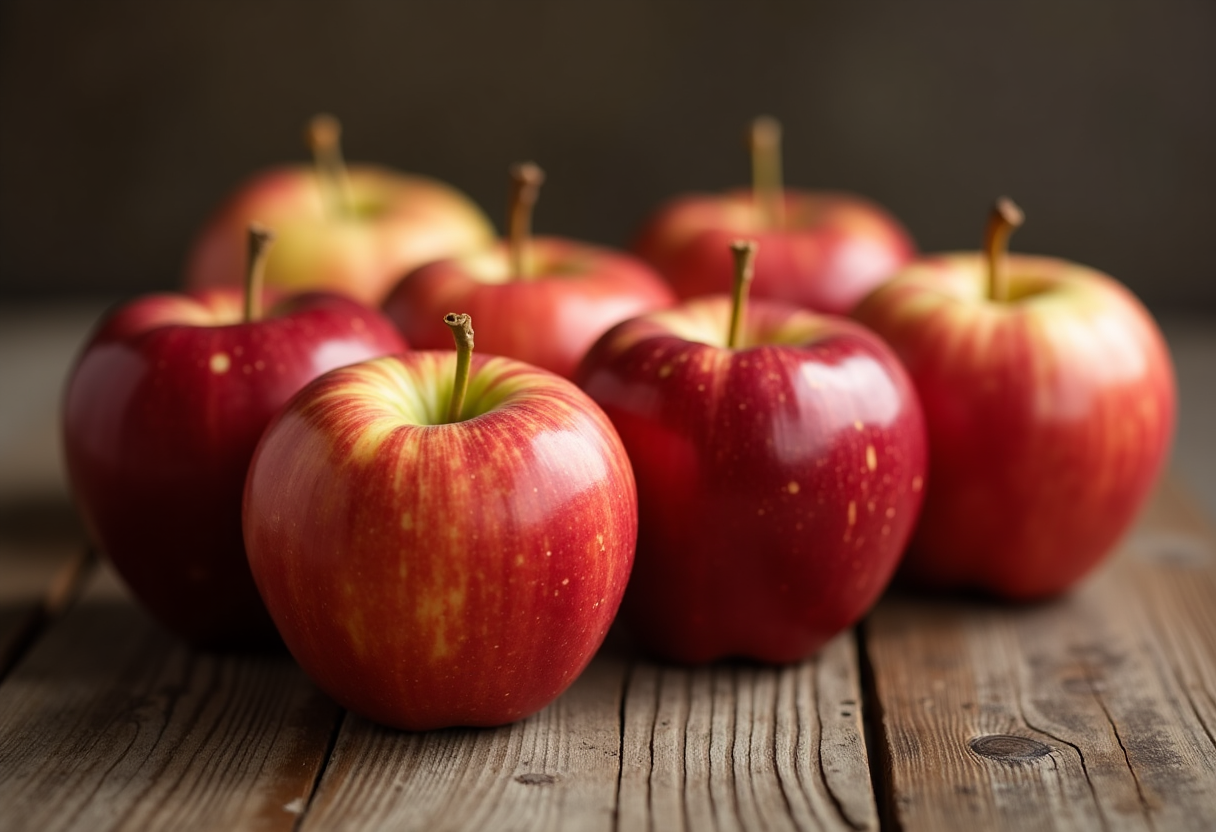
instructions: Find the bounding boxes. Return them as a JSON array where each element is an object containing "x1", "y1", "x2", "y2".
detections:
[
  {"x1": 243, "y1": 314, "x2": 637, "y2": 729},
  {"x1": 852, "y1": 198, "x2": 1176, "y2": 598},
  {"x1": 185, "y1": 115, "x2": 493, "y2": 306}
]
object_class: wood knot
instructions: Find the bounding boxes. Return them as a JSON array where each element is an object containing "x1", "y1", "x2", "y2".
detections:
[
  {"x1": 969, "y1": 734, "x2": 1052, "y2": 762},
  {"x1": 514, "y1": 773, "x2": 558, "y2": 786}
]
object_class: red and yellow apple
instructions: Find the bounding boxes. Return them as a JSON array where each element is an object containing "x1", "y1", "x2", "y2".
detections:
[
  {"x1": 184, "y1": 115, "x2": 494, "y2": 306},
  {"x1": 383, "y1": 162, "x2": 675, "y2": 379},
  {"x1": 852, "y1": 198, "x2": 1176, "y2": 598},
  {"x1": 63, "y1": 227, "x2": 408, "y2": 646},
  {"x1": 633, "y1": 117, "x2": 915, "y2": 315},
  {"x1": 243, "y1": 314, "x2": 638, "y2": 729},
  {"x1": 577, "y1": 241, "x2": 927, "y2": 663}
]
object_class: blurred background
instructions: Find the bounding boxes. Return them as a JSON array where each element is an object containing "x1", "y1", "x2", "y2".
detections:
[
  {"x1": 1, "y1": 0, "x2": 1215, "y2": 522},
  {"x1": 2, "y1": 0, "x2": 1214, "y2": 308}
]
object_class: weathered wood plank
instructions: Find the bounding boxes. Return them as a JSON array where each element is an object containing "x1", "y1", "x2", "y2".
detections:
[
  {"x1": 0, "y1": 562, "x2": 341, "y2": 832},
  {"x1": 617, "y1": 632, "x2": 876, "y2": 832},
  {"x1": 865, "y1": 480, "x2": 1216, "y2": 832},
  {"x1": 301, "y1": 647, "x2": 628, "y2": 832}
]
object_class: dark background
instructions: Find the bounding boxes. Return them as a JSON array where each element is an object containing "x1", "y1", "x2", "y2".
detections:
[{"x1": 2, "y1": 0, "x2": 1214, "y2": 310}]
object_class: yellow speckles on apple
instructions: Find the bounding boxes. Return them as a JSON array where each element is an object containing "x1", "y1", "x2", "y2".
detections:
[
  {"x1": 254, "y1": 359, "x2": 266, "y2": 371},
  {"x1": 848, "y1": 501, "x2": 857, "y2": 526},
  {"x1": 697, "y1": 383, "x2": 706, "y2": 392},
  {"x1": 658, "y1": 363, "x2": 673, "y2": 378},
  {"x1": 561, "y1": 578, "x2": 570, "y2": 586},
  {"x1": 854, "y1": 420, "x2": 864, "y2": 432},
  {"x1": 866, "y1": 445, "x2": 877, "y2": 472},
  {"x1": 597, "y1": 533, "x2": 605, "y2": 552},
  {"x1": 886, "y1": 506, "x2": 896, "y2": 519},
  {"x1": 400, "y1": 511, "x2": 414, "y2": 531},
  {"x1": 786, "y1": 481, "x2": 800, "y2": 495},
  {"x1": 912, "y1": 475, "x2": 924, "y2": 492},
  {"x1": 514, "y1": 554, "x2": 525, "y2": 567},
  {"x1": 209, "y1": 352, "x2": 231, "y2": 374}
]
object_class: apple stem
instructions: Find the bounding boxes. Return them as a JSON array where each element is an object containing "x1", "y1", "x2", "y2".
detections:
[
  {"x1": 244, "y1": 225, "x2": 275, "y2": 323},
  {"x1": 727, "y1": 240, "x2": 757, "y2": 349},
  {"x1": 750, "y1": 116, "x2": 785, "y2": 230},
  {"x1": 985, "y1": 197, "x2": 1025, "y2": 302},
  {"x1": 306, "y1": 113, "x2": 354, "y2": 220},
  {"x1": 507, "y1": 162, "x2": 545, "y2": 281},
  {"x1": 444, "y1": 312, "x2": 474, "y2": 423}
]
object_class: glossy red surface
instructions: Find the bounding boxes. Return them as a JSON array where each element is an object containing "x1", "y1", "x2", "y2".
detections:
[
  {"x1": 382, "y1": 236, "x2": 676, "y2": 379},
  {"x1": 577, "y1": 296, "x2": 927, "y2": 663},
  {"x1": 62, "y1": 289, "x2": 407, "y2": 646},
  {"x1": 633, "y1": 189, "x2": 915, "y2": 315},
  {"x1": 243, "y1": 353, "x2": 637, "y2": 730},
  {"x1": 852, "y1": 253, "x2": 1177, "y2": 598}
]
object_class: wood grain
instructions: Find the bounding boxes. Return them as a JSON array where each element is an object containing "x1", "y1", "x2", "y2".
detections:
[
  {"x1": 618, "y1": 631, "x2": 877, "y2": 832},
  {"x1": 0, "y1": 563, "x2": 341, "y2": 832},
  {"x1": 301, "y1": 648, "x2": 629, "y2": 832},
  {"x1": 865, "y1": 480, "x2": 1216, "y2": 832}
]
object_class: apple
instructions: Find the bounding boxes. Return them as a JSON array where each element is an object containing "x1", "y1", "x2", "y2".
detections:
[
  {"x1": 633, "y1": 116, "x2": 916, "y2": 315},
  {"x1": 382, "y1": 162, "x2": 676, "y2": 379},
  {"x1": 242, "y1": 312, "x2": 638, "y2": 730},
  {"x1": 184, "y1": 114, "x2": 495, "y2": 306},
  {"x1": 576, "y1": 240, "x2": 927, "y2": 664},
  {"x1": 62, "y1": 226, "x2": 408, "y2": 647},
  {"x1": 851, "y1": 198, "x2": 1176, "y2": 599}
]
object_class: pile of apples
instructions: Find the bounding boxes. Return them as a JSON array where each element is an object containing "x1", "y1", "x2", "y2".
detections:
[{"x1": 61, "y1": 115, "x2": 1175, "y2": 731}]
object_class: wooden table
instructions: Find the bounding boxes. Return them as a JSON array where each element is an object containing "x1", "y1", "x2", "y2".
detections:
[{"x1": 1, "y1": 305, "x2": 1214, "y2": 831}]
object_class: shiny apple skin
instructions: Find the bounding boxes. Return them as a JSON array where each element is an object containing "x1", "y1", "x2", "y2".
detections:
[
  {"x1": 576, "y1": 296, "x2": 927, "y2": 664},
  {"x1": 184, "y1": 165, "x2": 495, "y2": 306},
  {"x1": 382, "y1": 236, "x2": 677, "y2": 379},
  {"x1": 852, "y1": 253, "x2": 1177, "y2": 599},
  {"x1": 243, "y1": 353, "x2": 637, "y2": 730},
  {"x1": 633, "y1": 189, "x2": 915, "y2": 315},
  {"x1": 62, "y1": 289, "x2": 407, "y2": 647}
]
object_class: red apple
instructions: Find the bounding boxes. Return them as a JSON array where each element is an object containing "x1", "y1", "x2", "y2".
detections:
[
  {"x1": 383, "y1": 162, "x2": 676, "y2": 379},
  {"x1": 633, "y1": 116, "x2": 915, "y2": 315},
  {"x1": 184, "y1": 114, "x2": 494, "y2": 306},
  {"x1": 576, "y1": 241, "x2": 927, "y2": 664},
  {"x1": 242, "y1": 313, "x2": 638, "y2": 730},
  {"x1": 851, "y1": 198, "x2": 1176, "y2": 599},
  {"x1": 62, "y1": 227, "x2": 408, "y2": 647}
]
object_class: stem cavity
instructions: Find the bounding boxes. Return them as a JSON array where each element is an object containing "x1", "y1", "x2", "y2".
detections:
[
  {"x1": 728, "y1": 240, "x2": 758, "y2": 349},
  {"x1": 507, "y1": 162, "x2": 545, "y2": 281},
  {"x1": 749, "y1": 116, "x2": 785, "y2": 230},
  {"x1": 985, "y1": 197, "x2": 1024, "y2": 302},
  {"x1": 444, "y1": 312, "x2": 474, "y2": 423},
  {"x1": 306, "y1": 113, "x2": 353, "y2": 219},
  {"x1": 244, "y1": 225, "x2": 275, "y2": 323}
]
